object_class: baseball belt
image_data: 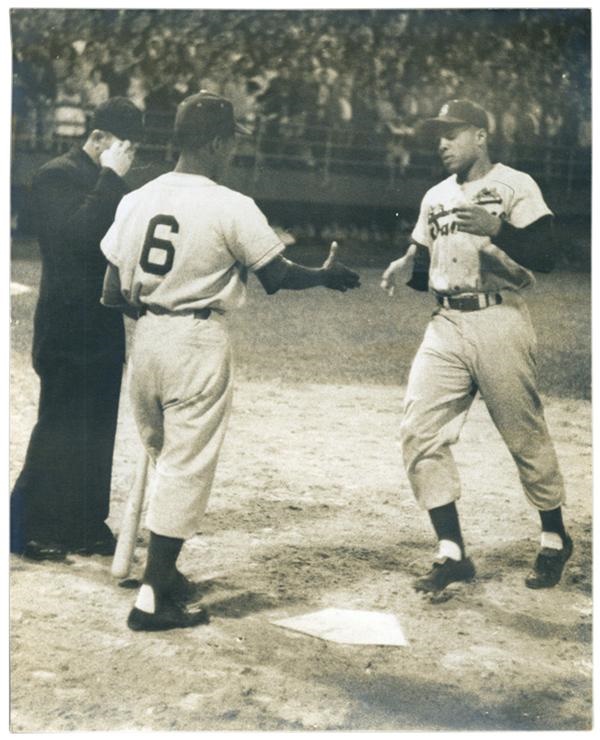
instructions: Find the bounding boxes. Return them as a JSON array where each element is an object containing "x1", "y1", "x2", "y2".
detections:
[
  {"x1": 435, "y1": 291, "x2": 503, "y2": 311},
  {"x1": 138, "y1": 306, "x2": 212, "y2": 319}
]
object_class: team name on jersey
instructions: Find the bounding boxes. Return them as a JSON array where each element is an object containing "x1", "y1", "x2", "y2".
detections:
[{"x1": 427, "y1": 186, "x2": 505, "y2": 241}]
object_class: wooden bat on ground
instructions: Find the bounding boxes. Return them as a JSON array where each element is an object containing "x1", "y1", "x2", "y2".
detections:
[{"x1": 111, "y1": 452, "x2": 150, "y2": 579}]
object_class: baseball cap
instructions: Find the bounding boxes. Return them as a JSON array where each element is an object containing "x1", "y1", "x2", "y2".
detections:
[
  {"x1": 422, "y1": 99, "x2": 489, "y2": 136},
  {"x1": 174, "y1": 90, "x2": 250, "y2": 148},
  {"x1": 90, "y1": 97, "x2": 144, "y2": 141}
]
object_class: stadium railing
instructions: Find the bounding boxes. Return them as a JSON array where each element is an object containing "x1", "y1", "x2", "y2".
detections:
[{"x1": 11, "y1": 109, "x2": 590, "y2": 196}]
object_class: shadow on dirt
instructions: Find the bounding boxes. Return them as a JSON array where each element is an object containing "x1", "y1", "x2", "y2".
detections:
[{"x1": 334, "y1": 670, "x2": 590, "y2": 731}]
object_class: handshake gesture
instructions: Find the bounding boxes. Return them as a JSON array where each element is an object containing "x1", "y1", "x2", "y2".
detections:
[
  {"x1": 380, "y1": 244, "x2": 417, "y2": 296},
  {"x1": 321, "y1": 241, "x2": 361, "y2": 292}
]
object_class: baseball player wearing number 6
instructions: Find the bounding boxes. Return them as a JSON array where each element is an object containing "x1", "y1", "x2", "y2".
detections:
[
  {"x1": 101, "y1": 91, "x2": 360, "y2": 631},
  {"x1": 381, "y1": 99, "x2": 571, "y2": 594}
]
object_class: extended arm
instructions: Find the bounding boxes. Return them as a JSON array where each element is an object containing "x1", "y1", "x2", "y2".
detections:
[
  {"x1": 255, "y1": 247, "x2": 360, "y2": 295},
  {"x1": 381, "y1": 243, "x2": 430, "y2": 295}
]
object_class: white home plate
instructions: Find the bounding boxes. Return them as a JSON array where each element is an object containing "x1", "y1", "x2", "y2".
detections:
[
  {"x1": 11, "y1": 282, "x2": 33, "y2": 296},
  {"x1": 271, "y1": 608, "x2": 408, "y2": 646}
]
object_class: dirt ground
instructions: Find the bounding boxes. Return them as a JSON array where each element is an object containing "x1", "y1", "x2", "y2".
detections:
[{"x1": 9, "y1": 261, "x2": 592, "y2": 732}]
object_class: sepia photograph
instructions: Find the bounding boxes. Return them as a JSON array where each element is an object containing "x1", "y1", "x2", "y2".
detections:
[{"x1": 9, "y1": 3, "x2": 592, "y2": 732}]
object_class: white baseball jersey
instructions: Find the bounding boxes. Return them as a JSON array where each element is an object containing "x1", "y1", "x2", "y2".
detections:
[
  {"x1": 100, "y1": 172, "x2": 285, "y2": 313},
  {"x1": 411, "y1": 162, "x2": 553, "y2": 294}
]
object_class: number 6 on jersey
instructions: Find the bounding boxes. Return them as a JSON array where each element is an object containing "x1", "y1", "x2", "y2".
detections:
[{"x1": 140, "y1": 215, "x2": 178, "y2": 275}]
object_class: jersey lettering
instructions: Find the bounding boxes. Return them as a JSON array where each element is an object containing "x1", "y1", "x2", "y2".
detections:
[{"x1": 140, "y1": 215, "x2": 178, "y2": 276}]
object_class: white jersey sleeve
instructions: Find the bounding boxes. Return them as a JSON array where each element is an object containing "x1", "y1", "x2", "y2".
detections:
[
  {"x1": 502, "y1": 170, "x2": 553, "y2": 228},
  {"x1": 224, "y1": 194, "x2": 286, "y2": 271}
]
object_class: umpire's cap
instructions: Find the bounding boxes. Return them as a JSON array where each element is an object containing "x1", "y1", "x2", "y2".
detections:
[
  {"x1": 90, "y1": 97, "x2": 144, "y2": 141},
  {"x1": 421, "y1": 99, "x2": 490, "y2": 137},
  {"x1": 174, "y1": 90, "x2": 250, "y2": 149}
]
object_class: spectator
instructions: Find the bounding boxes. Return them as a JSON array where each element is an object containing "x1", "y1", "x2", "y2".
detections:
[
  {"x1": 100, "y1": 51, "x2": 131, "y2": 97},
  {"x1": 9, "y1": 7, "x2": 591, "y2": 166},
  {"x1": 54, "y1": 74, "x2": 87, "y2": 139},
  {"x1": 84, "y1": 67, "x2": 110, "y2": 108}
]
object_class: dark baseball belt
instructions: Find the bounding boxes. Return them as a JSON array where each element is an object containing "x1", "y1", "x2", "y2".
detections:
[
  {"x1": 435, "y1": 291, "x2": 503, "y2": 311},
  {"x1": 138, "y1": 306, "x2": 212, "y2": 319}
]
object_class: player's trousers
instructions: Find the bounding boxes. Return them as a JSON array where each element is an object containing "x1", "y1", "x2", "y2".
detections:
[
  {"x1": 128, "y1": 311, "x2": 233, "y2": 540},
  {"x1": 400, "y1": 290, "x2": 566, "y2": 512},
  {"x1": 10, "y1": 357, "x2": 123, "y2": 551}
]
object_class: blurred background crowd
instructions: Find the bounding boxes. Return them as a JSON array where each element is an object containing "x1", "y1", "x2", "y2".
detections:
[
  {"x1": 12, "y1": 8, "x2": 591, "y2": 163},
  {"x1": 10, "y1": 9, "x2": 591, "y2": 261}
]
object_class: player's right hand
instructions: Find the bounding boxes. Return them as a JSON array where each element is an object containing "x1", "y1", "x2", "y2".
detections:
[
  {"x1": 380, "y1": 245, "x2": 417, "y2": 296},
  {"x1": 100, "y1": 139, "x2": 135, "y2": 177},
  {"x1": 322, "y1": 241, "x2": 360, "y2": 291}
]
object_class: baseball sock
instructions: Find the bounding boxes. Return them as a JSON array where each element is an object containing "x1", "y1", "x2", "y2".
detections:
[
  {"x1": 427, "y1": 502, "x2": 465, "y2": 559},
  {"x1": 539, "y1": 507, "x2": 567, "y2": 549},
  {"x1": 135, "y1": 532, "x2": 184, "y2": 613}
]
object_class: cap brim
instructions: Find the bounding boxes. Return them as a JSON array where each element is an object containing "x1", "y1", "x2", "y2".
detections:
[
  {"x1": 235, "y1": 121, "x2": 251, "y2": 135},
  {"x1": 420, "y1": 116, "x2": 472, "y2": 136}
]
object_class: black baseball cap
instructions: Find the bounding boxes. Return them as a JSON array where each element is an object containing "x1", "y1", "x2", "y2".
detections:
[
  {"x1": 421, "y1": 99, "x2": 489, "y2": 136},
  {"x1": 90, "y1": 97, "x2": 144, "y2": 141},
  {"x1": 174, "y1": 90, "x2": 250, "y2": 149}
]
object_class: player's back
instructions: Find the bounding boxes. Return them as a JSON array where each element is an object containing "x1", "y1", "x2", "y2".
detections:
[{"x1": 102, "y1": 171, "x2": 273, "y2": 313}]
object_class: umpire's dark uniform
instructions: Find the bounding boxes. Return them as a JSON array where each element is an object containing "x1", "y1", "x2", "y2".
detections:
[{"x1": 11, "y1": 98, "x2": 143, "y2": 556}]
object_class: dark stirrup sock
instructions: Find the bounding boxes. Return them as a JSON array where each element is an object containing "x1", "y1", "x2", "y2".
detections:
[
  {"x1": 428, "y1": 502, "x2": 465, "y2": 557},
  {"x1": 143, "y1": 531, "x2": 185, "y2": 599},
  {"x1": 539, "y1": 507, "x2": 567, "y2": 540}
]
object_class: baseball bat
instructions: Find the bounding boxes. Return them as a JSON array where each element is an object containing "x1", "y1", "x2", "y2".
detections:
[{"x1": 111, "y1": 452, "x2": 149, "y2": 579}]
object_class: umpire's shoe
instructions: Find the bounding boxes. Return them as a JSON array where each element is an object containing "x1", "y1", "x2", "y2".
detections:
[
  {"x1": 22, "y1": 540, "x2": 67, "y2": 562},
  {"x1": 525, "y1": 533, "x2": 573, "y2": 589},
  {"x1": 415, "y1": 556, "x2": 476, "y2": 593},
  {"x1": 127, "y1": 602, "x2": 210, "y2": 632},
  {"x1": 73, "y1": 523, "x2": 117, "y2": 556}
]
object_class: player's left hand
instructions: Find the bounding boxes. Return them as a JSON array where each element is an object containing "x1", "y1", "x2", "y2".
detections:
[
  {"x1": 454, "y1": 205, "x2": 502, "y2": 237},
  {"x1": 322, "y1": 241, "x2": 361, "y2": 291}
]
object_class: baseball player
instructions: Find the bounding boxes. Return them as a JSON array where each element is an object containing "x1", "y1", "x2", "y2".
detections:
[
  {"x1": 381, "y1": 99, "x2": 571, "y2": 594},
  {"x1": 100, "y1": 91, "x2": 360, "y2": 631}
]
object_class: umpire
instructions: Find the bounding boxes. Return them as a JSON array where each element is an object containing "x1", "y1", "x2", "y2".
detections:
[{"x1": 10, "y1": 97, "x2": 144, "y2": 561}]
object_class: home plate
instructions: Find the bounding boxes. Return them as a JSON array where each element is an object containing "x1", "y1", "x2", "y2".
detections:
[
  {"x1": 271, "y1": 608, "x2": 408, "y2": 646},
  {"x1": 11, "y1": 282, "x2": 33, "y2": 296}
]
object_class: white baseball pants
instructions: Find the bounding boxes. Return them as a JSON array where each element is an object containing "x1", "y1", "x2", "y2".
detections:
[
  {"x1": 401, "y1": 290, "x2": 566, "y2": 511},
  {"x1": 128, "y1": 312, "x2": 233, "y2": 539}
]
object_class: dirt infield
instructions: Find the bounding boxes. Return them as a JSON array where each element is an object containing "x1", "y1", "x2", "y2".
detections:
[{"x1": 9, "y1": 258, "x2": 592, "y2": 731}]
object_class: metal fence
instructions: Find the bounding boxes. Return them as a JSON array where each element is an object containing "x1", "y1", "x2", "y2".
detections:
[{"x1": 12, "y1": 108, "x2": 591, "y2": 196}]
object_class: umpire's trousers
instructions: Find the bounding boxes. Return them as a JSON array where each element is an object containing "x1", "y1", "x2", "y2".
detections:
[
  {"x1": 400, "y1": 290, "x2": 566, "y2": 512},
  {"x1": 10, "y1": 357, "x2": 123, "y2": 551}
]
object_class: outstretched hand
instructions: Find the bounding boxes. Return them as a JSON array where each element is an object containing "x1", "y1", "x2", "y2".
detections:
[
  {"x1": 322, "y1": 241, "x2": 361, "y2": 292},
  {"x1": 380, "y1": 244, "x2": 417, "y2": 296}
]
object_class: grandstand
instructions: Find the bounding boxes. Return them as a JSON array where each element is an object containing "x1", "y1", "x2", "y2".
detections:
[{"x1": 10, "y1": 8, "x2": 591, "y2": 264}]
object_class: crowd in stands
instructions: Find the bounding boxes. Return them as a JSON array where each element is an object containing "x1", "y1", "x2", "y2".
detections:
[{"x1": 12, "y1": 8, "x2": 591, "y2": 173}]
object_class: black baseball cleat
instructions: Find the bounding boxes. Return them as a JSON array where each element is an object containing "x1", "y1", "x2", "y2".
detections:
[
  {"x1": 525, "y1": 534, "x2": 573, "y2": 589},
  {"x1": 127, "y1": 602, "x2": 210, "y2": 632},
  {"x1": 21, "y1": 540, "x2": 67, "y2": 562},
  {"x1": 415, "y1": 557, "x2": 476, "y2": 593}
]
